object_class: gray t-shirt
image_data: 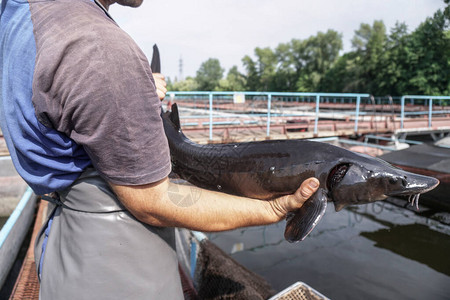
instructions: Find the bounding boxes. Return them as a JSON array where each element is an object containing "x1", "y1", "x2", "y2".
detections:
[{"x1": 27, "y1": 0, "x2": 171, "y2": 187}]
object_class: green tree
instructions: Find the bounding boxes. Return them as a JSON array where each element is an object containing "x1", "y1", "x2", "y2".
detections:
[
  {"x1": 319, "y1": 52, "x2": 364, "y2": 92},
  {"x1": 255, "y1": 47, "x2": 277, "y2": 90},
  {"x1": 218, "y1": 66, "x2": 247, "y2": 91},
  {"x1": 351, "y1": 20, "x2": 388, "y2": 93},
  {"x1": 445, "y1": 0, "x2": 450, "y2": 18},
  {"x1": 242, "y1": 55, "x2": 259, "y2": 91},
  {"x1": 296, "y1": 30, "x2": 343, "y2": 91},
  {"x1": 169, "y1": 76, "x2": 199, "y2": 91},
  {"x1": 274, "y1": 42, "x2": 298, "y2": 91},
  {"x1": 238, "y1": 2, "x2": 449, "y2": 94},
  {"x1": 242, "y1": 30, "x2": 342, "y2": 92},
  {"x1": 196, "y1": 58, "x2": 224, "y2": 91},
  {"x1": 403, "y1": 9, "x2": 450, "y2": 95},
  {"x1": 374, "y1": 22, "x2": 410, "y2": 95},
  {"x1": 242, "y1": 47, "x2": 277, "y2": 91}
]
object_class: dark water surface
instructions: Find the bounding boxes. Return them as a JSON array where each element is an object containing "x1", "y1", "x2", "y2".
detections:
[
  {"x1": 0, "y1": 216, "x2": 8, "y2": 230},
  {"x1": 208, "y1": 200, "x2": 450, "y2": 300}
]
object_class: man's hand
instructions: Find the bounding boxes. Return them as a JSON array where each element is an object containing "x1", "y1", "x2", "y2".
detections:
[
  {"x1": 152, "y1": 73, "x2": 167, "y2": 100},
  {"x1": 269, "y1": 178, "x2": 320, "y2": 221}
]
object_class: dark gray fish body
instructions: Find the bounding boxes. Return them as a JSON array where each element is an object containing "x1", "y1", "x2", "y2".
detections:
[{"x1": 162, "y1": 104, "x2": 439, "y2": 242}]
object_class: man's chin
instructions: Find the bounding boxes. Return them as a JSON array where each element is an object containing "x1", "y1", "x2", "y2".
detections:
[{"x1": 117, "y1": 0, "x2": 144, "y2": 8}]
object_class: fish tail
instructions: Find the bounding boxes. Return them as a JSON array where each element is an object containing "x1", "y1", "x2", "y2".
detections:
[{"x1": 284, "y1": 188, "x2": 328, "y2": 242}]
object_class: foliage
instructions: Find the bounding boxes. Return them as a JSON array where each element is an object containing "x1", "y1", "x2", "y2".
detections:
[
  {"x1": 240, "y1": 30, "x2": 343, "y2": 92},
  {"x1": 322, "y1": 8, "x2": 449, "y2": 95},
  {"x1": 175, "y1": 3, "x2": 449, "y2": 95},
  {"x1": 167, "y1": 76, "x2": 199, "y2": 91},
  {"x1": 216, "y1": 66, "x2": 247, "y2": 91},
  {"x1": 403, "y1": 9, "x2": 450, "y2": 95},
  {"x1": 195, "y1": 58, "x2": 224, "y2": 91}
]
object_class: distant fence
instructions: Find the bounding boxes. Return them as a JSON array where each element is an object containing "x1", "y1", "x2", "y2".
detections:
[
  {"x1": 165, "y1": 91, "x2": 450, "y2": 141},
  {"x1": 400, "y1": 95, "x2": 450, "y2": 128}
]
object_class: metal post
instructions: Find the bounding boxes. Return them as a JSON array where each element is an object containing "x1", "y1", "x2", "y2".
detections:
[
  {"x1": 266, "y1": 94, "x2": 272, "y2": 137},
  {"x1": 314, "y1": 95, "x2": 320, "y2": 135},
  {"x1": 354, "y1": 95, "x2": 361, "y2": 132},
  {"x1": 400, "y1": 96, "x2": 405, "y2": 129},
  {"x1": 209, "y1": 92, "x2": 213, "y2": 141},
  {"x1": 189, "y1": 240, "x2": 197, "y2": 278},
  {"x1": 428, "y1": 98, "x2": 433, "y2": 127}
]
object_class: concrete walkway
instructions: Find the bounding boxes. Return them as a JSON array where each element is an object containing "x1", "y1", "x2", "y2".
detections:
[{"x1": 0, "y1": 157, "x2": 27, "y2": 217}]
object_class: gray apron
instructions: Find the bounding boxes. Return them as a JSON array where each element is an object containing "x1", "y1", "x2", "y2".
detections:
[{"x1": 34, "y1": 168, "x2": 184, "y2": 300}]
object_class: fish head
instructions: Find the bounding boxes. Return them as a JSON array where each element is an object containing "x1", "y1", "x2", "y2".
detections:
[{"x1": 327, "y1": 155, "x2": 439, "y2": 212}]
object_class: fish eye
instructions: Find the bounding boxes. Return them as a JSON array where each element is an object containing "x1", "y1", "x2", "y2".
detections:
[{"x1": 389, "y1": 178, "x2": 398, "y2": 185}]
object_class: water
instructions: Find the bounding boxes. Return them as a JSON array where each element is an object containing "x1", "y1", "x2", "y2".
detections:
[
  {"x1": 0, "y1": 216, "x2": 8, "y2": 230},
  {"x1": 207, "y1": 200, "x2": 450, "y2": 300}
]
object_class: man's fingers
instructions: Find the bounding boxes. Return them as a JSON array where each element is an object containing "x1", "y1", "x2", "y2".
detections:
[
  {"x1": 156, "y1": 84, "x2": 167, "y2": 100},
  {"x1": 270, "y1": 177, "x2": 320, "y2": 220},
  {"x1": 155, "y1": 78, "x2": 167, "y2": 88},
  {"x1": 153, "y1": 73, "x2": 165, "y2": 81},
  {"x1": 155, "y1": 81, "x2": 167, "y2": 92},
  {"x1": 285, "y1": 177, "x2": 319, "y2": 212},
  {"x1": 152, "y1": 73, "x2": 167, "y2": 100},
  {"x1": 295, "y1": 177, "x2": 319, "y2": 200},
  {"x1": 156, "y1": 89, "x2": 166, "y2": 100}
]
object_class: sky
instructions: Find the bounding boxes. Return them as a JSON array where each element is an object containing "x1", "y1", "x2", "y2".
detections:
[{"x1": 109, "y1": 0, "x2": 447, "y2": 81}]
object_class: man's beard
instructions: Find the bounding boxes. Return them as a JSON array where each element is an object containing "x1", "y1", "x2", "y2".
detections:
[{"x1": 116, "y1": 0, "x2": 144, "y2": 8}]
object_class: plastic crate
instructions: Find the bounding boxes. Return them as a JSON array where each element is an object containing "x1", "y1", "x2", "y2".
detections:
[{"x1": 269, "y1": 281, "x2": 329, "y2": 300}]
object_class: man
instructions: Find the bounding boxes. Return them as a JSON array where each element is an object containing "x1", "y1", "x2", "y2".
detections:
[{"x1": 0, "y1": 0, "x2": 319, "y2": 298}]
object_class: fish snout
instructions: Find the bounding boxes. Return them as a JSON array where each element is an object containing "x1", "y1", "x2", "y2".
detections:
[{"x1": 384, "y1": 173, "x2": 439, "y2": 197}]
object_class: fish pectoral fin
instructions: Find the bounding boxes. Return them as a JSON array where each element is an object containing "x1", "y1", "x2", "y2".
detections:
[{"x1": 284, "y1": 188, "x2": 328, "y2": 243}]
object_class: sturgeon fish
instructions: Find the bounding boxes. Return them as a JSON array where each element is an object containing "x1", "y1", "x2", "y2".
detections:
[{"x1": 162, "y1": 104, "x2": 439, "y2": 242}]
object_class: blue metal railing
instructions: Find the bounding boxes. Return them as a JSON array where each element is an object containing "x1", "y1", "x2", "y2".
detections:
[
  {"x1": 167, "y1": 92, "x2": 450, "y2": 141},
  {"x1": 167, "y1": 91, "x2": 370, "y2": 140},
  {"x1": 364, "y1": 134, "x2": 423, "y2": 145},
  {"x1": 400, "y1": 95, "x2": 450, "y2": 128}
]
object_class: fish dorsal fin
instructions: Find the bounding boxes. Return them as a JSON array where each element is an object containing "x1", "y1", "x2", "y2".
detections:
[{"x1": 170, "y1": 103, "x2": 181, "y2": 130}]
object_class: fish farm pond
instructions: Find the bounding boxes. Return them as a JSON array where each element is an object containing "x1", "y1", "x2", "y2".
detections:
[
  {"x1": 0, "y1": 216, "x2": 7, "y2": 229},
  {"x1": 208, "y1": 198, "x2": 450, "y2": 300}
]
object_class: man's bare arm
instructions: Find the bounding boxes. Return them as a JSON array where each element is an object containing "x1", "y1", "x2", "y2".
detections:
[{"x1": 110, "y1": 177, "x2": 319, "y2": 232}]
